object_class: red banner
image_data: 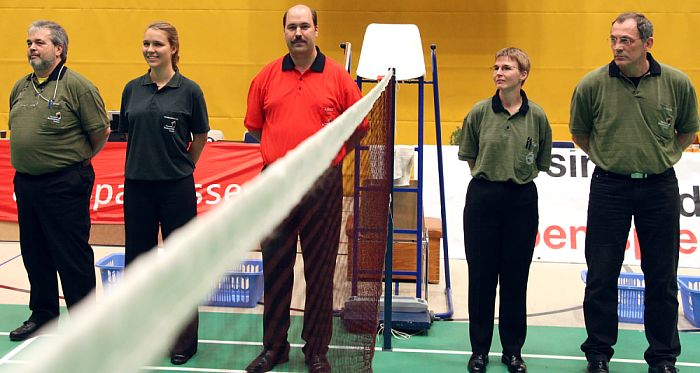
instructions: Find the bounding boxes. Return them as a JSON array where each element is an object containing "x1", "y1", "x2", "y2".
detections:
[{"x1": 0, "y1": 140, "x2": 263, "y2": 224}]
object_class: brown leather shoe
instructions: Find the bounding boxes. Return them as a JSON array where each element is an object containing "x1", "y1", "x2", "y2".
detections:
[
  {"x1": 245, "y1": 345, "x2": 290, "y2": 373},
  {"x1": 306, "y1": 354, "x2": 331, "y2": 373}
]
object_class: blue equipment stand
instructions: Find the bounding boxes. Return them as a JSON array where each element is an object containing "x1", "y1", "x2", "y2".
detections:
[{"x1": 343, "y1": 24, "x2": 454, "y2": 351}]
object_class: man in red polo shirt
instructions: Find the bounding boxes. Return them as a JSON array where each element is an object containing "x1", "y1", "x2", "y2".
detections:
[{"x1": 243, "y1": 4, "x2": 365, "y2": 373}]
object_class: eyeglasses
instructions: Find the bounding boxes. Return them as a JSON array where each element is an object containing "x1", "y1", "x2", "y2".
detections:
[
  {"x1": 609, "y1": 36, "x2": 637, "y2": 46},
  {"x1": 492, "y1": 65, "x2": 518, "y2": 72}
]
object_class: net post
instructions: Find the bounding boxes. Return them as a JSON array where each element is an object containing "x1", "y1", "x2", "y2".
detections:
[
  {"x1": 382, "y1": 68, "x2": 397, "y2": 351},
  {"x1": 415, "y1": 75, "x2": 425, "y2": 298},
  {"x1": 340, "y1": 42, "x2": 352, "y2": 73},
  {"x1": 430, "y1": 43, "x2": 454, "y2": 320}
]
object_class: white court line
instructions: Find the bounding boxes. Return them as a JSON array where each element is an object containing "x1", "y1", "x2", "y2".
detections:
[
  {"x1": 198, "y1": 340, "x2": 262, "y2": 346},
  {"x1": 198, "y1": 339, "x2": 365, "y2": 352},
  {"x1": 0, "y1": 360, "x2": 248, "y2": 373},
  {"x1": 0, "y1": 337, "x2": 37, "y2": 367},
  {"x1": 386, "y1": 348, "x2": 700, "y2": 368},
  {"x1": 140, "y1": 367, "x2": 246, "y2": 372},
  {"x1": 2, "y1": 335, "x2": 699, "y2": 370}
]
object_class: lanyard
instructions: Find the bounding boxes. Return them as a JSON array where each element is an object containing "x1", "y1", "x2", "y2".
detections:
[{"x1": 30, "y1": 65, "x2": 65, "y2": 109}]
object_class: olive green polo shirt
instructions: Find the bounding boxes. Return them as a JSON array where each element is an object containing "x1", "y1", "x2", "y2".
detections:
[
  {"x1": 458, "y1": 90, "x2": 553, "y2": 184},
  {"x1": 9, "y1": 64, "x2": 109, "y2": 175},
  {"x1": 569, "y1": 53, "x2": 700, "y2": 175}
]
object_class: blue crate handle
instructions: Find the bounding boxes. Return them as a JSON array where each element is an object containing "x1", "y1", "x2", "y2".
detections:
[
  {"x1": 580, "y1": 270, "x2": 645, "y2": 289},
  {"x1": 95, "y1": 253, "x2": 125, "y2": 270}
]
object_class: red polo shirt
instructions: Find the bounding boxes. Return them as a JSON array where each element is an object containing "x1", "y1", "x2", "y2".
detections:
[{"x1": 245, "y1": 49, "x2": 366, "y2": 165}]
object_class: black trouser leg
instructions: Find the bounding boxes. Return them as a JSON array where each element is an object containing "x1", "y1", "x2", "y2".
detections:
[
  {"x1": 464, "y1": 179, "x2": 503, "y2": 354},
  {"x1": 15, "y1": 174, "x2": 60, "y2": 323},
  {"x1": 498, "y1": 182, "x2": 537, "y2": 356},
  {"x1": 464, "y1": 179, "x2": 537, "y2": 355},
  {"x1": 14, "y1": 165, "x2": 96, "y2": 323},
  {"x1": 581, "y1": 172, "x2": 633, "y2": 362},
  {"x1": 634, "y1": 175, "x2": 681, "y2": 366},
  {"x1": 261, "y1": 205, "x2": 299, "y2": 352},
  {"x1": 124, "y1": 176, "x2": 199, "y2": 355},
  {"x1": 300, "y1": 167, "x2": 342, "y2": 357},
  {"x1": 124, "y1": 179, "x2": 159, "y2": 265},
  {"x1": 160, "y1": 176, "x2": 199, "y2": 355}
]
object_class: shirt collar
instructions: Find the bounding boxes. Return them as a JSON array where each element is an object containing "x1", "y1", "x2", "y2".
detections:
[
  {"x1": 140, "y1": 70, "x2": 183, "y2": 88},
  {"x1": 491, "y1": 89, "x2": 530, "y2": 115},
  {"x1": 608, "y1": 52, "x2": 661, "y2": 77},
  {"x1": 27, "y1": 61, "x2": 67, "y2": 86},
  {"x1": 282, "y1": 46, "x2": 326, "y2": 72}
]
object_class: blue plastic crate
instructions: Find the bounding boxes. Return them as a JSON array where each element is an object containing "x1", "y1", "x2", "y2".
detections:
[
  {"x1": 581, "y1": 270, "x2": 645, "y2": 324},
  {"x1": 95, "y1": 253, "x2": 125, "y2": 293},
  {"x1": 678, "y1": 275, "x2": 700, "y2": 328},
  {"x1": 95, "y1": 254, "x2": 263, "y2": 308},
  {"x1": 207, "y1": 259, "x2": 264, "y2": 308}
]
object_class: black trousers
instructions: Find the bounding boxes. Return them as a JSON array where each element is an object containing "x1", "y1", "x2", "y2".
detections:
[
  {"x1": 463, "y1": 178, "x2": 538, "y2": 356},
  {"x1": 261, "y1": 166, "x2": 342, "y2": 357},
  {"x1": 14, "y1": 163, "x2": 96, "y2": 324},
  {"x1": 582, "y1": 167, "x2": 681, "y2": 366},
  {"x1": 123, "y1": 175, "x2": 199, "y2": 356}
]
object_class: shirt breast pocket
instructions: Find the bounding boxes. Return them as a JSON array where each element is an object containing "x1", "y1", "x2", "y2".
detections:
[
  {"x1": 319, "y1": 105, "x2": 338, "y2": 126},
  {"x1": 38, "y1": 101, "x2": 74, "y2": 133},
  {"x1": 161, "y1": 113, "x2": 181, "y2": 136},
  {"x1": 515, "y1": 147, "x2": 537, "y2": 180},
  {"x1": 653, "y1": 103, "x2": 675, "y2": 141}
]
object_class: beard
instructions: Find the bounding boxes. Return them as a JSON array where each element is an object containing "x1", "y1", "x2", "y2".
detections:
[{"x1": 29, "y1": 55, "x2": 55, "y2": 73}]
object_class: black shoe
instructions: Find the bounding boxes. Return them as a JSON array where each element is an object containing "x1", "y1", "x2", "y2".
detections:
[
  {"x1": 649, "y1": 365, "x2": 678, "y2": 373},
  {"x1": 245, "y1": 345, "x2": 290, "y2": 373},
  {"x1": 306, "y1": 354, "x2": 331, "y2": 373},
  {"x1": 9, "y1": 321, "x2": 43, "y2": 341},
  {"x1": 587, "y1": 360, "x2": 609, "y2": 373},
  {"x1": 170, "y1": 352, "x2": 194, "y2": 365},
  {"x1": 501, "y1": 354, "x2": 527, "y2": 373},
  {"x1": 468, "y1": 353, "x2": 489, "y2": 373}
]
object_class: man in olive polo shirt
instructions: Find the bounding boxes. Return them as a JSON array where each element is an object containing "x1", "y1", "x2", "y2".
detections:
[
  {"x1": 8, "y1": 20, "x2": 110, "y2": 341},
  {"x1": 570, "y1": 13, "x2": 699, "y2": 373}
]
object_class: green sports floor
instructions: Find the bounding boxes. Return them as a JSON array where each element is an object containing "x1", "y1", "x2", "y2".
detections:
[{"x1": 0, "y1": 304, "x2": 698, "y2": 372}]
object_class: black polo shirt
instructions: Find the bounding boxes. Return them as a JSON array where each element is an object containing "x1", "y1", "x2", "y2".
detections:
[{"x1": 119, "y1": 71, "x2": 210, "y2": 180}]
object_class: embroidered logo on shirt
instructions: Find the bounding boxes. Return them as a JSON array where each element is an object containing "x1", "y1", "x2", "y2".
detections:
[
  {"x1": 657, "y1": 118, "x2": 673, "y2": 129},
  {"x1": 658, "y1": 105, "x2": 673, "y2": 129},
  {"x1": 163, "y1": 115, "x2": 177, "y2": 133},
  {"x1": 322, "y1": 106, "x2": 336, "y2": 126},
  {"x1": 47, "y1": 111, "x2": 61, "y2": 124},
  {"x1": 525, "y1": 151, "x2": 535, "y2": 165}
]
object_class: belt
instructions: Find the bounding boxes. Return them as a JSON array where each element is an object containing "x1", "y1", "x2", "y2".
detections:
[
  {"x1": 59, "y1": 159, "x2": 91, "y2": 171},
  {"x1": 16, "y1": 159, "x2": 91, "y2": 178},
  {"x1": 594, "y1": 167, "x2": 674, "y2": 181}
]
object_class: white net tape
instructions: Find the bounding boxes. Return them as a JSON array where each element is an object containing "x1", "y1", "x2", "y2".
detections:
[{"x1": 3, "y1": 71, "x2": 393, "y2": 373}]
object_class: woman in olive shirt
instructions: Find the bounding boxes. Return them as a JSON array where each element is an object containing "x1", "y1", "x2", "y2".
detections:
[{"x1": 458, "y1": 47, "x2": 552, "y2": 373}]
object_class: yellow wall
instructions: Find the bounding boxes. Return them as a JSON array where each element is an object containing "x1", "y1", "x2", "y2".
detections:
[{"x1": 1, "y1": 1, "x2": 699, "y2": 144}]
